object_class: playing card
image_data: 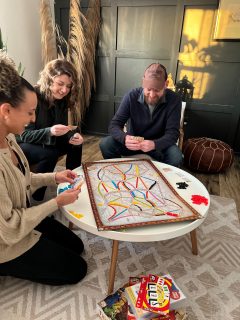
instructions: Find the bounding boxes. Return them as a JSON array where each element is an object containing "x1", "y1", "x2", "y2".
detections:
[
  {"x1": 71, "y1": 176, "x2": 85, "y2": 190},
  {"x1": 132, "y1": 136, "x2": 144, "y2": 142}
]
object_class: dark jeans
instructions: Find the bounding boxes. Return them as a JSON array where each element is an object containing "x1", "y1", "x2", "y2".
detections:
[
  {"x1": 19, "y1": 141, "x2": 82, "y2": 200},
  {"x1": 99, "y1": 136, "x2": 183, "y2": 167},
  {"x1": 0, "y1": 217, "x2": 87, "y2": 285}
]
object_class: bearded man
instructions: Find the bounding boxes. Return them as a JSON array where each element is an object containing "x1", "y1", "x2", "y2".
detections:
[{"x1": 99, "y1": 63, "x2": 183, "y2": 167}]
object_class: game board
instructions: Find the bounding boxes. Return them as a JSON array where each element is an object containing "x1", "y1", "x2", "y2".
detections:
[{"x1": 82, "y1": 160, "x2": 202, "y2": 231}]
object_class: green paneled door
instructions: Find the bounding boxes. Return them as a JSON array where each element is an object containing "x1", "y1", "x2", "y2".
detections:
[{"x1": 55, "y1": 0, "x2": 240, "y2": 151}]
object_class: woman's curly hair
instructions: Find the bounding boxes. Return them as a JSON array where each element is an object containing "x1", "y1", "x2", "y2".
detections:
[
  {"x1": 0, "y1": 53, "x2": 34, "y2": 106},
  {"x1": 37, "y1": 59, "x2": 80, "y2": 116}
]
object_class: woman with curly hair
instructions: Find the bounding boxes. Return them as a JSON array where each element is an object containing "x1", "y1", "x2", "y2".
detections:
[
  {"x1": 17, "y1": 59, "x2": 84, "y2": 201},
  {"x1": 0, "y1": 55, "x2": 87, "y2": 284}
]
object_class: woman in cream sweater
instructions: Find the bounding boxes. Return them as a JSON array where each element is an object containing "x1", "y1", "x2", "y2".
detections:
[{"x1": 0, "y1": 55, "x2": 87, "y2": 285}]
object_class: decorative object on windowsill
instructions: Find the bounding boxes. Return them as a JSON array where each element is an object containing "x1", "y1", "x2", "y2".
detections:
[
  {"x1": 0, "y1": 27, "x2": 25, "y2": 76},
  {"x1": 175, "y1": 75, "x2": 194, "y2": 103},
  {"x1": 183, "y1": 137, "x2": 234, "y2": 173},
  {"x1": 167, "y1": 73, "x2": 176, "y2": 91}
]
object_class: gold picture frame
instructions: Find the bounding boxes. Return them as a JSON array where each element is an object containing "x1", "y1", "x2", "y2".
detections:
[{"x1": 214, "y1": 0, "x2": 240, "y2": 40}]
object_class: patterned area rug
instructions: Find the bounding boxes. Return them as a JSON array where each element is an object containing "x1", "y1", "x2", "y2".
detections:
[{"x1": 0, "y1": 195, "x2": 240, "y2": 320}]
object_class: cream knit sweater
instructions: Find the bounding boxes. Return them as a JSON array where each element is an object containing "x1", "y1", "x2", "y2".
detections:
[{"x1": 0, "y1": 134, "x2": 59, "y2": 263}]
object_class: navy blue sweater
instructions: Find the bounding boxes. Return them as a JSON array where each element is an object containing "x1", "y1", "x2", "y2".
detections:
[{"x1": 109, "y1": 88, "x2": 182, "y2": 152}]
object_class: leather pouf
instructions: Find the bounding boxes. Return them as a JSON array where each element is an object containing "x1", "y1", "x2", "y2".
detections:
[{"x1": 183, "y1": 137, "x2": 234, "y2": 173}]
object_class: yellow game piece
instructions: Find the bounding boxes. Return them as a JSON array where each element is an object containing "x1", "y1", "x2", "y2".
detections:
[{"x1": 68, "y1": 210, "x2": 84, "y2": 219}]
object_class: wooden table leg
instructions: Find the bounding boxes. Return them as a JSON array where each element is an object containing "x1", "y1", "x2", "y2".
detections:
[
  {"x1": 69, "y1": 222, "x2": 74, "y2": 230},
  {"x1": 108, "y1": 240, "x2": 119, "y2": 295},
  {"x1": 190, "y1": 229, "x2": 198, "y2": 255}
]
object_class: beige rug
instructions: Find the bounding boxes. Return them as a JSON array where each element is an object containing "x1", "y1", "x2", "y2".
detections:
[{"x1": 0, "y1": 195, "x2": 240, "y2": 320}]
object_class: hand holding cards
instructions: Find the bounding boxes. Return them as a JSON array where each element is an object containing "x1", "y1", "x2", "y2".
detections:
[
  {"x1": 69, "y1": 133, "x2": 84, "y2": 145},
  {"x1": 70, "y1": 133, "x2": 79, "y2": 140},
  {"x1": 125, "y1": 135, "x2": 144, "y2": 151}
]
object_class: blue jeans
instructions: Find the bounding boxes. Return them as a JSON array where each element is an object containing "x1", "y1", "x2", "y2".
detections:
[{"x1": 99, "y1": 136, "x2": 183, "y2": 167}]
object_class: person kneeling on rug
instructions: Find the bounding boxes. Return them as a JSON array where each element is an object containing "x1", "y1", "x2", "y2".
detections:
[
  {"x1": 17, "y1": 59, "x2": 84, "y2": 202},
  {"x1": 0, "y1": 54, "x2": 87, "y2": 285}
]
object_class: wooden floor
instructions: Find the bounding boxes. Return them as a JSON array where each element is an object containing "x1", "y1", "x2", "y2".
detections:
[{"x1": 81, "y1": 134, "x2": 240, "y2": 219}]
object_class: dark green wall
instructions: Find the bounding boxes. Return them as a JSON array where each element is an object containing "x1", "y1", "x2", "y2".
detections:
[{"x1": 55, "y1": 0, "x2": 240, "y2": 152}]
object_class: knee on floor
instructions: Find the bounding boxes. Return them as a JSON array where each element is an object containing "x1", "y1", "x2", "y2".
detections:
[{"x1": 67, "y1": 256, "x2": 88, "y2": 284}]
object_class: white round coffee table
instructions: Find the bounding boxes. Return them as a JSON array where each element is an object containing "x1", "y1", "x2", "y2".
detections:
[{"x1": 58, "y1": 160, "x2": 210, "y2": 294}]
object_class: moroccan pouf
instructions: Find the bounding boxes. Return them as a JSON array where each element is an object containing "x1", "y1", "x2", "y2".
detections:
[{"x1": 183, "y1": 137, "x2": 234, "y2": 173}]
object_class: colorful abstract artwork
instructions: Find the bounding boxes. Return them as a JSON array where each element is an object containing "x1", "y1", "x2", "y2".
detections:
[{"x1": 82, "y1": 160, "x2": 202, "y2": 231}]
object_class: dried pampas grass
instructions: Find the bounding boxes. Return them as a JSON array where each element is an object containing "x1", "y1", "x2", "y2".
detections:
[
  {"x1": 68, "y1": 0, "x2": 87, "y2": 123},
  {"x1": 40, "y1": 0, "x2": 57, "y2": 65},
  {"x1": 83, "y1": 0, "x2": 101, "y2": 108},
  {"x1": 39, "y1": 0, "x2": 101, "y2": 124},
  {"x1": 55, "y1": 24, "x2": 68, "y2": 59}
]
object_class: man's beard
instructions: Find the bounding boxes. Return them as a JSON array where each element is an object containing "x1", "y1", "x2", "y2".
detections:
[{"x1": 145, "y1": 95, "x2": 160, "y2": 106}]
